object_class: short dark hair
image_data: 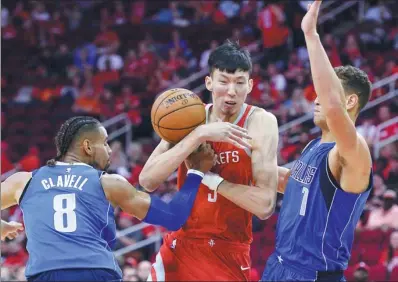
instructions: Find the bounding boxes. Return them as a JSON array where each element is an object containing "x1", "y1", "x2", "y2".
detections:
[
  {"x1": 208, "y1": 39, "x2": 252, "y2": 75},
  {"x1": 47, "y1": 116, "x2": 101, "y2": 166},
  {"x1": 334, "y1": 66, "x2": 372, "y2": 112}
]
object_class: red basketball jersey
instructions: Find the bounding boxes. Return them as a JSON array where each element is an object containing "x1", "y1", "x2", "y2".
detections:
[{"x1": 172, "y1": 103, "x2": 256, "y2": 244}]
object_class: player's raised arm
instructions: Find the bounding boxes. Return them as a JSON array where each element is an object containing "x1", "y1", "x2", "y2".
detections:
[
  {"x1": 139, "y1": 123, "x2": 251, "y2": 192},
  {"x1": 302, "y1": 0, "x2": 372, "y2": 190},
  {"x1": 204, "y1": 109, "x2": 278, "y2": 219},
  {"x1": 104, "y1": 144, "x2": 215, "y2": 230},
  {"x1": 1, "y1": 171, "x2": 32, "y2": 210}
]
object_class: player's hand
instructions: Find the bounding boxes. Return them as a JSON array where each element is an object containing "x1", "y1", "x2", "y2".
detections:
[
  {"x1": 196, "y1": 121, "x2": 252, "y2": 150},
  {"x1": 1, "y1": 221, "x2": 24, "y2": 241},
  {"x1": 185, "y1": 143, "x2": 216, "y2": 173},
  {"x1": 301, "y1": 0, "x2": 322, "y2": 37}
]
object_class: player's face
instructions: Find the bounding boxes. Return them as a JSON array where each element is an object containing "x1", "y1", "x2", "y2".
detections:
[
  {"x1": 313, "y1": 96, "x2": 328, "y2": 128},
  {"x1": 206, "y1": 69, "x2": 253, "y2": 117},
  {"x1": 91, "y1": 126, "x2": 112, "y2": 171}
]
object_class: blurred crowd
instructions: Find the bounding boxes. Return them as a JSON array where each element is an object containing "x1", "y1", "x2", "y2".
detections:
[{"x1": 1, "y1": 1, "x2": 397, "y2": 281}]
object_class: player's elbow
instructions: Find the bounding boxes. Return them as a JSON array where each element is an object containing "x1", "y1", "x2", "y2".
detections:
[
  {"x1": 256, "y1": 199, "x2": 276, "y2": 220},
  {"x1": 138, "y1": 174, "x2": 157, "y2": 192}
]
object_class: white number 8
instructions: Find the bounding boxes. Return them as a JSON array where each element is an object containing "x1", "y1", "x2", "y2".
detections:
[{"x1": 53, "y1": 193, "x2": 77, "y2": 232}]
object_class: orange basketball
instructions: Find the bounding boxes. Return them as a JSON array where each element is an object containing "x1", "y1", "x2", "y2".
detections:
[{"x1": 151, "y1": 88, "x2": 206, "y2": 144}]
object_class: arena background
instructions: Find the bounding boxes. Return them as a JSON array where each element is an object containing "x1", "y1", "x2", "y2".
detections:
[{"x1": 1, "y1": 1, "x2": 397, "y2": 281}]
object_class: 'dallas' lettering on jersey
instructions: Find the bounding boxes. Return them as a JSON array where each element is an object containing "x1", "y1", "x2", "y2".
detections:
[
  {"x1": 41, "y1": 175, "x2": 89, "y2": 191},
  {"x1": 215, "y1": 151, "x2": 240, "y2": 165},
  {"x1": 290, "y1": 160, "x2": 317, "y2": 185}
]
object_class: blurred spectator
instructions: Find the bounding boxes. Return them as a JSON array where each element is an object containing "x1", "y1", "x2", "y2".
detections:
[
  {"x1": 17, "y1": 146, "x2": 40, "y2": 172},
  {"x1": 123, "y1": 49, "x2": 141, "y2": 78},
  {"x1": 219, "y1": 0, "x2": 240, "y2": 19},
  {"x1": 364, "y1": 1, "x2": 392, "y2": 24},
  {"x1": 113, "y1": 1, "x2": 127, "y2": 26},
  {"x1": 72, "y1": 84, "x2": 100, "y2": 115},
  {"x1": 267, "y1": 63, "x2": 287, "y2": 92},
  {"x1": 380, "y1": 231, "x2": 398, "y2": 272},
  {"x1": 353, "y1": 262, "x2": 370, "y2": 282},
  {"x1": 137, "y1": 260, "x2": 151, "y2": 282},
  {"x1": 1, "y1": 5, "x2": 9, "y2": 27},
  {"x1": 31, "y1": 2, "x2": 50, "y2": 22},
  {"x1": 199, "y1": 40, "x2": 218, "y2": 70},
  {"x1": 357, "y1": 118, "x2": 378, "y2": 146},
  {"x1": 97, "y1": 50, "x2": 124, "y2": 72},
  {"x1": 384, "y1": 155, "x2": 398, "y2": 190},
  {"x1": 342, "y1": 34, "x2": 363, "y2": 68},
  {"x1": 94, "y1": 23, "x2": 120, "y2": 54},
  {"x1": 64, "y1": 5, "x2": 82, "y2": 31},
  {"x1": 366, "y1": 190, "x2": 398, "y2": 230},
  {"x1": 123, "y1": 266, "x2": 138, "y2": 281},
  {"x1": 74, "y1": 45, "x2": 97, "y2": 72},
  {"x1": 53, "y1": 44, "x2": 73, "y2": 78},
  {"x1": 257, "y1": 3, "x2": 289, "y2": 62},
  {"x1": 109, "y1": 140, "x2": 128, "y2": 173},
  {"x1": 130, "y1": 1, "x2": 146, "y2": 25}
]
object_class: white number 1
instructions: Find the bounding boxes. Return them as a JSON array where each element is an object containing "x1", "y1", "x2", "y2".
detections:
[{"x1": 300, "y1": 187, "x2": 309, "y2": 216}]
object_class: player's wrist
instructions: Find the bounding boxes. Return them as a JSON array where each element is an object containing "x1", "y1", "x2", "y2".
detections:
[
  {"x1": 202, "y1": 173, "x2": 224, "y2": 191},
  {"x1": 187, "y1": 169, "x2": 204, "y2": 179},
  {"x1": 193, "y1": 124, "x2": 208, "y2": 143}
]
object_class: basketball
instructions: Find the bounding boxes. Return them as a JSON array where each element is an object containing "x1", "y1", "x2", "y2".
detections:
[{"x1": 151, "y1": 88, "x2": 206, "y2": 144}]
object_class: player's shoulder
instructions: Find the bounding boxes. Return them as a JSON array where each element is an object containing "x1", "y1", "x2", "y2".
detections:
[
  {"x1": 7, "y1": 171, "x2": 32, "y2": 184},
  {"x1": 247, "y1": 107, "x2": 278, "y2": 127}
]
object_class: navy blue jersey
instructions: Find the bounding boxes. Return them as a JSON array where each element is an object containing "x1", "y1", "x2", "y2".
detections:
[
  {"x1": 274, "y1": 138, "x2": 372, "y2": 272},
  {"x1": 19, "y1": 162, "x2": 122, "y2": 278}
]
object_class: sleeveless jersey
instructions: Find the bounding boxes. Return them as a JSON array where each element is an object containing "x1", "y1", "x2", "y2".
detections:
[
  {"x1": 19, "y1": 162, "x2": 122, "y2": 278},
  {"x1": 274, "y1": 138, "x2": 372, "y2": 272},
  {"x1": 173, "y1": 103, "x2": 256, "y2": 244}
]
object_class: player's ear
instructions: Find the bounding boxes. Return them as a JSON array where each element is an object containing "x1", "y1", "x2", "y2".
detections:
[
  {"x1": 205, "y1": 76, "x2": 213, "y2": 92},
  {"x1": 82, "y1": 139, "x2": 94, "y2": 156},
  {"x1": 248, "y1": 78, "x2": 253, "y2": 94},
  {"x1": 346, "y1": 94, "x2": 358, "y2": 111}
]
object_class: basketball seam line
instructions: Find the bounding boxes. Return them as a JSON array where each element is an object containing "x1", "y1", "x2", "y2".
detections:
[
  {"x1": 152, "y1": 89, "x2": 191, "y2": 122},
  {"x1": 152, "y1": 117, "x2": 206, "y2": 130},
  {"x1": 156, "y1": 103, "x2": 205, "y2": 126}
]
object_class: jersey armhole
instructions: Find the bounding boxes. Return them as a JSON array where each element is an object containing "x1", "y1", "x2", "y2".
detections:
[
  {"x1": 326, "y1": 152, "x2": 373, "y2": 193},
  {"x1": 18, "y1": 169, "x2": 39, "y2": 205}
]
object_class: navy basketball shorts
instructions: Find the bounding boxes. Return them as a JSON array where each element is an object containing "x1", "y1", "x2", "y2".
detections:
[
  {"x1": 261, "y1": 253, "x2": 346, "y2": 282},
  {"x1": 27, "y1": 268, "x2": 122, "y2": 282}
]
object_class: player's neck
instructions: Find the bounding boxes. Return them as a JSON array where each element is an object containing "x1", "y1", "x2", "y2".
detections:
[
  {"x1": 209, "y1": 106, "x2": 240, "y2": 123},
  {"x1": 63, "y1": 153, "x2": 85, "y2": 164},
  {"x1": 320, "y1": 130, "x2": 335, "y2": 143}
]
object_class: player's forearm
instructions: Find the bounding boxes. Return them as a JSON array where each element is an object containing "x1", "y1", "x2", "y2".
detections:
[
  {"x1": 139, "y1": 130, "x2": 204, "y2": 192},
  {"x1": 277, "y1": 166, "x2": 290, "y2": 194},
  {"x1": 142, "y1": 170, "x2": 203, "y2": 230},
  {"x1": 305, "y1": 34, "x2": 345, "y2": 112},
  {"x1": 217, "y1": 182, "x2": 276, "y2": 220}
]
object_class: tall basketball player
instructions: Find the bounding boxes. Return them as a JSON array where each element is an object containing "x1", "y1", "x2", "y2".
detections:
[
  {"x1": 140, "y1": 40, "x2": 279, "y2": 281},
  {"x1": 1, "y1": 116, "x2": 215, "y2": 281},
  {"x1": 262, "y1": 1, "x2": 373, "y2": 281}
]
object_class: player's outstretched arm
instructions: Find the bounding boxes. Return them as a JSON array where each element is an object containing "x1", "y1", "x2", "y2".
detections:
[
  {"x1": 1, "y1": 171, "x2": 32, "y2": 210},
  {"x1": 105, "y1": 144, "x2": 215, "y2": 230},
  {"x1": 204, "y1": 109, "x2": 279, "y2": 219},
  {"x1": 302, "y1": 0, "x2": 371, "y2": 193},
  {"x1": 1, "y1": 220, "x2": 24, "y2": 241},
  {"x1": 140, "y1": 123, "x2": 251, "y2": 192}
]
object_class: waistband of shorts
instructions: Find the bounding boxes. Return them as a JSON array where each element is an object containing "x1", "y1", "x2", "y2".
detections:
[
  {"x1": 168, "y1": 234, "x2": 250, "y2": 252},
  {"x1": 270, "y1": 253, "x2": 344, "y2": 280}
]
